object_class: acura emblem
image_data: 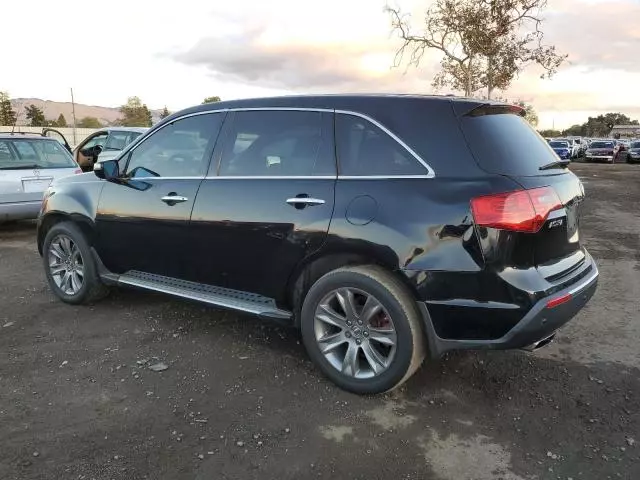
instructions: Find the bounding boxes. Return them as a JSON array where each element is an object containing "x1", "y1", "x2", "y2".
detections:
[{"x1": 33, "y1": 169, "x2": 40, "y2": 177}]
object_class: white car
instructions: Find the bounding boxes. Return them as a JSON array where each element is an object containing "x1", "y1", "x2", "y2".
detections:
[{"x1": 0, "y1": 132, "x2": 81, "y2": 222}]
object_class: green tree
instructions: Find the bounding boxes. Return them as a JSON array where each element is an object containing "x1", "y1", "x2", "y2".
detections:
[
  {"x1": 117, "y1": 96, "x2": 152, "y2": 127},
  {"x1": 25, "y1": 104, "x2": 47, "y2": 127},
  {"x1": 539, "y1": 129, "x2": 562, "y2": 138},
  {"x1": 202, "y1": 96, "x2": 221, "y2": 104},
  {"x1": 515, "y1": 101, "x2": 538, "y2": 127},
  {"x1": 77, "y1": 116, "x2": 102, "y2": 128},
  {"x1": 0, "y1": 92, "x2": 17, "y2": 125},
  {"x1": 386, "y1": 0, "x2": 566, "y2": 98},
  {"x1": 562, "y1": 124, "x2": 585, "y2": 136},
  {"x1": 54, "y1": 113, "x2": 67, "y2": 127},
  {"x1": 160, "y1": 106, "x2": 171, "y2": 119}
]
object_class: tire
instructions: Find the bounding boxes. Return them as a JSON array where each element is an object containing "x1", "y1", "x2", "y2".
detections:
[
  {"x1": 42, "y1": 221, "x2": 108, "y2": 304},
  {"x1": 300, "y1": 265, "x2": 425, "y2": 394}
]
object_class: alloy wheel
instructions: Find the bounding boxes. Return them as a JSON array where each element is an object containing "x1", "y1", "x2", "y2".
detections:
[
  {"x1": 48, "y1": 234, "x2": 84, "y2": 295},
  {"x1": 313, "y1": 287, "x2": 397, "y2": 379}
]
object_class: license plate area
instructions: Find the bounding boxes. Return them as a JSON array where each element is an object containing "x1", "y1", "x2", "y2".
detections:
[{"x1": 22, "y1": 178, "x2": 53, "y2": 193}]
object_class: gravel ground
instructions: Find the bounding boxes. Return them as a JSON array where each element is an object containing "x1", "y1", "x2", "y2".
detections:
[{"x1": 0, "y1": 163, "x2": 638, "y2": 480}]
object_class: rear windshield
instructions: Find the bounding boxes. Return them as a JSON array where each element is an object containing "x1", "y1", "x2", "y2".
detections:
[
  {"x1": 0, "y1": 139, "x2": 76, "y2": 170},
  {"x1": 631, "y1": 142, "x2": 640, "y2": 148},
  {"x1": 459, "y1": 113, "x2": 562, "y2": 176},
  {"x1": 549, "y1": 141, "x2": 569, "y2": 148},
  {"x1": 590, "y1": 141, "x2": 614, "y2": 148}
]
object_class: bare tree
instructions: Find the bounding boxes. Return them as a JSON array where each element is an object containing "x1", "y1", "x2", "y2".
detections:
[{"x1": 385, "y1": 0, "x2": 567, "y2": 98}]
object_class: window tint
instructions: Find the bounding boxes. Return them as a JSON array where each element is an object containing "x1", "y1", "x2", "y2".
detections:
[
  {"x1": 335, "y1": 114, "x2": 425, "y2": 176},
  {"x1": 125, "y1": 113, "x2": 223, "y2": 178},
  {"x1": 459, "y1": 113, "x2": 563, "y2": 176},
  {"x1": 218, "y1": 110, "x2": 334, "y2": 177}
]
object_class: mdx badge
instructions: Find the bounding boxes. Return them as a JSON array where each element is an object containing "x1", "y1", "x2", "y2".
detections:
[{"x1": 548, "y1": 218, "x2": 564, "y2": 228}]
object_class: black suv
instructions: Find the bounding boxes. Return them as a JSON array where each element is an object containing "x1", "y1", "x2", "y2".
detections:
[{"x1": 37, "y1": 95, "x2": 598, "y2": 394}]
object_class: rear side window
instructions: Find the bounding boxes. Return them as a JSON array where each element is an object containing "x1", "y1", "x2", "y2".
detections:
[
  {"x1": 218, "y1": 110, "x2": 334, "y2": 177},
  {"x1": 460, "y1": 113, "x2": 561, "y2": 176},
  {"x1": 335, "y1": 114, "x2": 425, "y2": 176}
]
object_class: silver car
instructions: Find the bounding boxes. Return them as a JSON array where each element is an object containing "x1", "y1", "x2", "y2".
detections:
[{"x1": 0, "y1": 133, "x2": 81, "y2": 222}]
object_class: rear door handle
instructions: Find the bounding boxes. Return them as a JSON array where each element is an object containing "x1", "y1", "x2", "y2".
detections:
[
  {"x1": 286, "y1": 197, "x2": 325, "y2": 206},
  {"x1": 161, "y1": 195, "x2": 188, "y2": 205}
]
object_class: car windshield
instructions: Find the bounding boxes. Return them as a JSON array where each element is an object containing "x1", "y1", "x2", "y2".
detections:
[
  {"x1": 0, "y1": 139, "x2": 76, "y2": 170},
  {"x1": 590, "y1": 141, "x2": 614, "y2": 148},
  {"x1": 630, "y1": 142, "x2": 640, "y2": 148},
  {"x1": 549, "y1": 141, "x2": 569, "y2": 148}
]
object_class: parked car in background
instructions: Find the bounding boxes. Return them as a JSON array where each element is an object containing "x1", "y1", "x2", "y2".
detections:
[
  {"x1": 585, "y1": 140, "x2": 616, "y2": 163},
  {"x1": 37, "y1": 95, "x2": 598, "y2": 394},
  {"x1": 1, "y1": 132, "x2": 81, "y2": 222},
  {"x1": 548, "y1": 140, "x2": 572, "y2": 160},
  {"x1": 626, "y1": 140, "x2": 640, "y2": 163},
  {"x1": 555, "y1": 138, "x2": 580, "y2": 159},
  {"x1": 74, "y1": 127, "x2": 148, "y2": 172}
]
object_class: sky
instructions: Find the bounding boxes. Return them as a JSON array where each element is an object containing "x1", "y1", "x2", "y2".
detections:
[{"x1": 2, "y1": 0, "x2": 639, "y2": 130}]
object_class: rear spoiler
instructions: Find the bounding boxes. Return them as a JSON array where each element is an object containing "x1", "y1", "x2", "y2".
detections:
[{"x1": 458, "y1": 103, "x2": 526, "y2": 118}]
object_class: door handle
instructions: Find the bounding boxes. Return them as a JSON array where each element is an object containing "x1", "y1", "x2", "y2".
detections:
[
  {"x1": 161, "y1": 194, "x2": 188, "y2": 205},
  {"x1": 286, "y1": 197, "x2": 325, "y2": 206}
]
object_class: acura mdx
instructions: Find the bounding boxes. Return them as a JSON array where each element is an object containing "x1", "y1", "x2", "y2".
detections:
[{"x1": 37, "y1": 95, "x2": 598, "y2": 394}]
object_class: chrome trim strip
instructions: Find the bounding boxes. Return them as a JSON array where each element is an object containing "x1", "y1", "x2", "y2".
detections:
[
  {"x1": 204, "y1": 175, "x2": 335, "y2": 180},
  {"x1": 337, "y1": 175, "x2": 433, "y2": 180},
  {"x1": 286, "y1": 197, "x2": 326, "y2": 205},
  {"x1": 130, "y1": 176, "x2": 206, "y2": 180},
  {"x1": 335, "y1": 109, "x2": 435, "y2": 178},
  {"x1": 125, "y1": 106, "x2": 436, "y2": 179}
]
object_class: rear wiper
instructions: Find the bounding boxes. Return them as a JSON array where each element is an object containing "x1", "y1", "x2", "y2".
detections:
[{"x1": 539, "y1": 159, "x2": 570, "y2": 171}]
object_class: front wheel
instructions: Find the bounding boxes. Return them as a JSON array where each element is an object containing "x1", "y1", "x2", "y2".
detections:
[
  {"x1": 42, "y1": 221, "x2": 108, "y2": 304},
  {"x1": 300, "y1": 265, "x2": 425, "y2": 394}
]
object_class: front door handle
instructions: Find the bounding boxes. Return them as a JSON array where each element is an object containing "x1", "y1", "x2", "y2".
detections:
[
  {"x1": 161, "y1": 194, "x2": 188, "y2": 205},
  {"x1": 286, "y1": 197, "x2": 325, "y2": 207}
]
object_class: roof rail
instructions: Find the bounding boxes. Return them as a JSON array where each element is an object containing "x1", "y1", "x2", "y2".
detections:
[{"x1": 0, "y1": 130, "x2": 43, "y2": 136}]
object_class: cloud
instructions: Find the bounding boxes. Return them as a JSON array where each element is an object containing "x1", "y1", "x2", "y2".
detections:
[{"x1": 545, "y1": 0, "x2": 640, "y2": 72}]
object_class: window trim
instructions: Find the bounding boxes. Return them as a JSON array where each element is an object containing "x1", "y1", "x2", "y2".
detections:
[{"x1": 120, "y1": 107, "x2": 436, "y2": 180}]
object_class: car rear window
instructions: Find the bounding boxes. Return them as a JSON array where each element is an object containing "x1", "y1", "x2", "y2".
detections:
[
  {"x1": 459, "y1": 112, "x2": 561, "y2": 176},
  {"x1": 589, "y1": 141, "x2": 614, "y2": 148},
  {"x1": 631, "y1": 142, "x2": 640, "y2": 148},
  {"x1": 549, "y1": 141, "x2": 569, "y2": 148},
  {"x1": 0, "y1": 139, "x2": 76, "y2": 170}
]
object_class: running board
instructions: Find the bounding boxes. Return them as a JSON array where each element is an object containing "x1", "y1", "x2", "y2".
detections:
[{"x1": 118, "y1": 270, "x2": 292, "y2": 320}]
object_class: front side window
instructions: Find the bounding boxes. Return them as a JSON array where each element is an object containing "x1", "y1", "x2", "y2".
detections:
[
  {"x1": 104, "y1": 131, "x2": 142, "y2": 151},
  {"x1": 335, "y1": 114, "x2": 425, "y2": 176},
  {"x1": 125, "y1": 113, "x2": 223, "y2": 178},
  {"x1": 82, "y1": 133, "x2": 108, "y2": 150},
  {"x1": 218, "y1": 110, "x2": 334, "y2": 177}
]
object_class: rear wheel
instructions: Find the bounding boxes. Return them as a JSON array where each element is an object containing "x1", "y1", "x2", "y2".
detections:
[
  {"x1": 42, "y1": 221, "x2": 108, "y2": 304},
  {"x1": 300, "y1": 265, "x2": 425, "y2": 394}
]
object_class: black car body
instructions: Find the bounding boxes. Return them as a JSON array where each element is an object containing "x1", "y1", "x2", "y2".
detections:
[{"x1": 37, "y1": 95, "x2": 598, "y2": 394}]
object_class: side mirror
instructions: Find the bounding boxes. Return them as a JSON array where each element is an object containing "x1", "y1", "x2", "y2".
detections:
[{"x1": 94, "y1": 159, "x2": 119, "y2": 180}]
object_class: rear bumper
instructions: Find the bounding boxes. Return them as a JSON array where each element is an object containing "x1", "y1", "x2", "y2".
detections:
[
  {"x1": 419, "y1": 262, "x2": 598, "y2": 358},
  {"x1": 0, "y1": 201, "x2": 41, "y2": 222}
]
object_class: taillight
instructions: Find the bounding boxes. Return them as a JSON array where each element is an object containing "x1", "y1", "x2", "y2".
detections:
[
  {"x1": 470, "y1": 187, "x2": 563, "y2": 233},
  {"x1": 74, "y1": 168, "x2": 82, "y2": 174}
]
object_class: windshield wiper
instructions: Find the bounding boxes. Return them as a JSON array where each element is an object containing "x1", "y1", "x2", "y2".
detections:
[{"x1": 539, "y1": 159, "x2": 570, "y2": 171}]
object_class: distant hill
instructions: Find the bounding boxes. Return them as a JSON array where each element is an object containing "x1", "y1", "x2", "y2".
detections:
[{"x1": 9, "y1": 98, "x2": 163, "y2": 126}]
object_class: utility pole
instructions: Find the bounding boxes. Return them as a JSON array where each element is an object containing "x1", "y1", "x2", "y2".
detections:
[{"x1": 70, "y1": 87, "x2": 77, "y2": 146}]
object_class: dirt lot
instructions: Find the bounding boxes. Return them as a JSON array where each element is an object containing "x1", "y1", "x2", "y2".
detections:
[{"x1": 1, "y1": 163, "x2": 638, "y2": 480}]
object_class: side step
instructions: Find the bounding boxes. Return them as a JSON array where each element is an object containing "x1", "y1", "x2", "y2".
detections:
[{"x1": 118, "y1": 270, "x2": 292, "y2": 321}]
